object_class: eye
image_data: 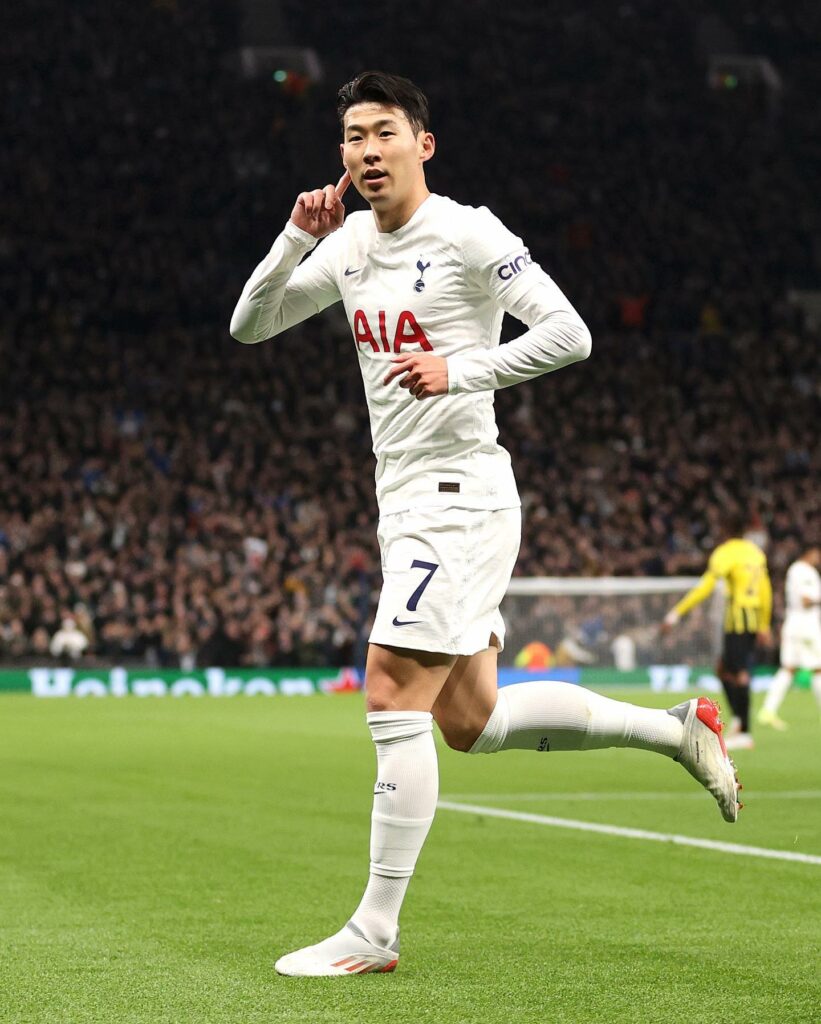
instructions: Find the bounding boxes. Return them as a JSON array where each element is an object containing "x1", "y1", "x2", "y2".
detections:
[
  {"x1": 379, "y1": 131, "x2": 394, "y2": 138},
  {"x1": 347, "y1": 135, "x2": 362, "y2": 143}
]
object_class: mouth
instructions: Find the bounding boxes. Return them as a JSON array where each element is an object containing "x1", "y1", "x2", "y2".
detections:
[{"x1": 363, "y1": 169, "x2": 388, "y2": 184}]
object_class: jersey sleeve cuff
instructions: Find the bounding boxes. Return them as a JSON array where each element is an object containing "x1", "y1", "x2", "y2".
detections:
[
  {"x1": 281, "y1": 221, "x2": 318, "y2": 249},
  {"x1": 446, "y1": 355, "x2": 462, "y2": 394}
]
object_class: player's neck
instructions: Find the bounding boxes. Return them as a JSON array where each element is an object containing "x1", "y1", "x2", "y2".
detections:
[{"x1": 371, "y1": 185, "x2": 430, "y2": 234}]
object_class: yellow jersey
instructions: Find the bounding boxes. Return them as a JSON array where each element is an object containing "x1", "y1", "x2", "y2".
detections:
[{"x1": 673, "y1": 538, "x2": 772, "y2": 634}]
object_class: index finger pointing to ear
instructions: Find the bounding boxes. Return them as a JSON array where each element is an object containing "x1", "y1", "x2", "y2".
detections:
[{"x1": 335, "y1": 170, "x2": 351, "y2": 198}]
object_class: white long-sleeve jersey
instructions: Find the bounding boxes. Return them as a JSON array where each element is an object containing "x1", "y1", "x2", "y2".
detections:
[{"x1": 230, "y1": 193, "x2": 591, "y2": 515}]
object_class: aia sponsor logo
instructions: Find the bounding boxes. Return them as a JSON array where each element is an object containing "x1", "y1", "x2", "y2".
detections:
[
  {"x1": 353, "y1": 309, "x2": 432, "y2": 353},
  {"x1": 497, "y1": 248, "x2": 533, "y2": 281}
]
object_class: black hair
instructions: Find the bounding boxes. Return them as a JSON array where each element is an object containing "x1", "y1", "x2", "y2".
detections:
[{"x1": 337, "y1": 71, "x2": 430, "y2": 136}]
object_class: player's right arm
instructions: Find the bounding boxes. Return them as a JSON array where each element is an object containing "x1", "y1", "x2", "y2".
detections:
[
  {"x1": 229, "y1": 173, "x2": 350, "y2": 344},
  {"x1": 662, "y1": 571, "x2": 718, "y2": 631},
  {"x1": 662, "y1": 546, "x2": 725, "y2": 630}
]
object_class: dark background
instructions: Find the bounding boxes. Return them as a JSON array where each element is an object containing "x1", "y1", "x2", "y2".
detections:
[{"x1": 1, "y1": 0, "x2": 818, "y2": 668}]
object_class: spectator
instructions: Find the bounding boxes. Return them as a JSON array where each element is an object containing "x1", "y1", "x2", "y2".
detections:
[
  {"x1": 49, "y1": 618, "x2": 89, "y2": 663},
  {"x1": 1, "y1": 0, "x2": 818, "y2": 666}
]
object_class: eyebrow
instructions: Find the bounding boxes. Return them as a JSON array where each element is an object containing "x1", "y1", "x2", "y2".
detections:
[{"x1": 344, "y1": 118, "x2": 400, "y2": 135}]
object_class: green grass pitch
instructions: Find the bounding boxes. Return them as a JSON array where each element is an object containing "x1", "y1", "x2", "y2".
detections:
[{"x1": 1, "y1": 689, "x2": 819, "y2": 1024}]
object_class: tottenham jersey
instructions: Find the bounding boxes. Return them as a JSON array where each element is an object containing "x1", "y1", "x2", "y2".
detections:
[
  {"x1": 784, "y1": 559, "x2": 821, "y2": 633},
  {"x1": 231, "y1": 193, "x2": 590, "y2": 515}
]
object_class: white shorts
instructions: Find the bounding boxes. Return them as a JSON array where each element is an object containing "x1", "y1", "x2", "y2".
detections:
[
  {"x1": 780, "y1": 628, "x2": 821, "y2": 671},
  {"x1": 369, "y1": 506, "x2": 521, "y2": 656}
]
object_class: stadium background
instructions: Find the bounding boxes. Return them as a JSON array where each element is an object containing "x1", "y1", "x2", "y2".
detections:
[
  {"x1": 2, "y1": 0, "x2": 818, "y2": 682},
  {"x1": 3, "y1": 4, "x2": 820, "y2": 1023}
]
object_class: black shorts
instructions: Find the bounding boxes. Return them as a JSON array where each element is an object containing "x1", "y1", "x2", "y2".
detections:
[{"x1": 721, "y1": 631, "x2": 757, "y2": 674}]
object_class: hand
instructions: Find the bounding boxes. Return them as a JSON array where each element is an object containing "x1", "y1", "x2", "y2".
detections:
[
  {"x1": 660, "y1": 610, "x2": 679, "y2": 636},
  {"x1": 290, "y1": 170, "x2": 351, "y2": 239},
  {"x1": 383, "y1": 352, "x2": 449, "y2": 399},
  {"x1": 757, "y1": 629, "x2": 772, "y2": 647}
]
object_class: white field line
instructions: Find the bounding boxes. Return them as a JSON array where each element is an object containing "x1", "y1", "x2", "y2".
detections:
[
  {"x1": 441, "y1": 789, "x2": 821, "y2": 803},
  {"x1": 437, "y1": 800, "x2": 821, "y2": 866}
]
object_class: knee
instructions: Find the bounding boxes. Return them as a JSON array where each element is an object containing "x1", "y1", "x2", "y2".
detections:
[
  {"x1": 366, "y1": 687, "x2": 399, "y2": 713},
  {"x1": 434, "y1": 709, "x2": 491, "y2": 753},
  {"x1": 438, "y1": 722, "x2": 479, "y2": 753},
  {"x1": 365, "y1": 666, "x2": 403, "y2": 713}
]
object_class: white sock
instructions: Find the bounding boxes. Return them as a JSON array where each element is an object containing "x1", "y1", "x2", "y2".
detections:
[
  {"x1": 470, "y1": 681, "x2": 683, "y2": 757},
  {"x1": 350, "y1": 711, "x2": 438, "y2": 947},
  {"x1": 812, "y1": 673, "x2": 821, "y2": 711},
  {"x1": 762, "y1": 668, "x2": 793, "y2": 715}
]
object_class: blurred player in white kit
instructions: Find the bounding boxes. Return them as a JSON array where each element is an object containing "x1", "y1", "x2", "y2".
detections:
[
  {"x1": 230, "y1": 71, "x2": 742, "y2": 976},
  {"x1": 758, "y1": 544, "x2": 821, "y2": 729}
]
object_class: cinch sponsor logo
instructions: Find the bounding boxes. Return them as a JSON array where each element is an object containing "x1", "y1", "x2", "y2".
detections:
[
  {"x1": 496, "y1": 249, "x2": 533, "y2": 281},
  {"x1": 26, "y1": 667, "x2": 362, "y2": 698}
]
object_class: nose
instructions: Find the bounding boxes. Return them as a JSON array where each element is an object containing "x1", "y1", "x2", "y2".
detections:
[{"x1": 363, "y1": 137, "x2": 382, "y2": 164}]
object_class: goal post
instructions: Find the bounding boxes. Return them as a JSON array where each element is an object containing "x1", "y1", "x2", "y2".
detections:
[{"x1": 500, "y1": 577, "x2": 723, "y2": 674}]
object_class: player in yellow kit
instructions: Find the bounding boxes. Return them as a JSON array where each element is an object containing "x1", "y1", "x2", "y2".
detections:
[{"x1": 662, "y1": 516, "x2": 772, "y2": 750}]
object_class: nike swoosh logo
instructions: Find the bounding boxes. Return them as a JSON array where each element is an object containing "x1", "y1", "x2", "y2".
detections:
[
  {"x1": 392, "y1": 616, "x2": 422, "y2": 627},
  {"x1": 344, "y1": 267, "x2": 362, "y2": 276}
]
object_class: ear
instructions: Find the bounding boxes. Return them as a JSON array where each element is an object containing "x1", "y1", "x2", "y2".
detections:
[
  {"x1": 419, "y1": 131, "x2": 435, "y2": 164},
  {"x1": 339, "y1": 142, "x2": 346, "y2": 166}
]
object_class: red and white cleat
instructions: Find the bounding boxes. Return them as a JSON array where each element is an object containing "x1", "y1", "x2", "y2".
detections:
[
  {"x1": 275, "y1": 922, "x2": 399, "y2": 977},
  {"x1": 671, "y1": 697, "x2": 741, "y2": 823}
]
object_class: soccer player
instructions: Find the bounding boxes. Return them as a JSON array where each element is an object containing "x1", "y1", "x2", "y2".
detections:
[
  {"x1": 662, "y1": 515, "x2": 771, "y2": 750},
  {"x1": 758, "y1": 544, "x2": 821, "y2": 729},
  {"x1": 231, "y1": 71, "x2": 741, "y2": 977}
]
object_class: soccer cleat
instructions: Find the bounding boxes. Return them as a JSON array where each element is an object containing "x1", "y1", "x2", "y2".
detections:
[
  {"x1": 756, "y1": 709, "x2": 788, "y2": 731},
  {"x1": 670, "y1": 697, "x2": 741, "y2": 823},
  {"x1": 724, "y1": 731, "x2": 755, "y2": 750},
  {"x1": 275, "y1": 921, "x2": 399, "y2": 977}
]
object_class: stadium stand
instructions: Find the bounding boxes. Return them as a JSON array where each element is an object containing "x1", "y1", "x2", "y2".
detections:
[{"x1": 1, "y1": 0, "x2": 818, "y2": 665}]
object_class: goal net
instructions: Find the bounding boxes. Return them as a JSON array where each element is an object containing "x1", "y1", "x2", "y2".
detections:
[{"x1": 500, "y1": 577, "x2": 723, "y2": 673}]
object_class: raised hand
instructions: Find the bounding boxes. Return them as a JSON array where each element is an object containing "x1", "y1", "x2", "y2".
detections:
[{"x1": 290, "y1": 170, "x2": 351, "y2": 239}]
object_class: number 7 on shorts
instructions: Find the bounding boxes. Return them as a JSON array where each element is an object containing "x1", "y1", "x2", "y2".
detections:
[{"x1": 406, "y1": 560, "x2": 438, "y2": 611}]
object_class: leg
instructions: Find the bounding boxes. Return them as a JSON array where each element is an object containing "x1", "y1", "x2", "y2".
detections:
[
  {"x1": 733, "y1": 669, "x2": 752, "y2": 733},
  {"x1": 758, "y1": 666, "x2": 794, "y2": 729},
  {"x1": 717, "y1": 654, "x2": 743, "y2": 731},
  {"x1": 438, "y1": 659, "x2": 684, "y2": 756},
  {"x1": 720, "y1": 633, "x2": 756, "y2": 748},
  {"x1": 432, "y1": 643, "x2": 499, "y2": 751},
  {"x1": 433, "y1": 645, "x2": 740, "y2": 822},
  {"x1": 275, "y1": 642, "x2": 454, "y2": 976}
]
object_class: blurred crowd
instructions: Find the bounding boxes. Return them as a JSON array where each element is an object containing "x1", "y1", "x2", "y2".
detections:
[{"x1": 1, "y1": 0, "x2": 818, "y2": 667}]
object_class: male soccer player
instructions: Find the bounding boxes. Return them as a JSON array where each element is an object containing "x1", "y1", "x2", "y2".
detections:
[
  {"x1": 231, "y1": 71, "x2": 741, "y2": 977},
  {"x1": 758, "y1": 544, "x2": 821, "y2": 729},
  {"x1": 662, "y1": 515, "x2": 771, "y2": 750}
]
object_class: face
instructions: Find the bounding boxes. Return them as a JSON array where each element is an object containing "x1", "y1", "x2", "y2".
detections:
[
  {"x1": 806, "y1": 547, "x2": 821, "y2": 567},
  {"x1": 341, "y1": 102, "x2": 434, "y2": 209}
]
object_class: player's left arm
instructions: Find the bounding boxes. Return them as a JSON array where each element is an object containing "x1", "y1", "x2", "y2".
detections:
[
  {"x1": 383, "y1": 208, "x2": 590, "y2": 399},
  {"x1": 449, "y1": 208, "x2": 590, "y2": 394}
]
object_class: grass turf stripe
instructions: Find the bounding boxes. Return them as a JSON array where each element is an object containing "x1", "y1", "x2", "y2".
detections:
[
  {"x1": 437, "y1": 800, "x2": 821, "y2": 865},
  {"x1": 441, "y1": 789, "x2": 821, "y2": 802}
]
